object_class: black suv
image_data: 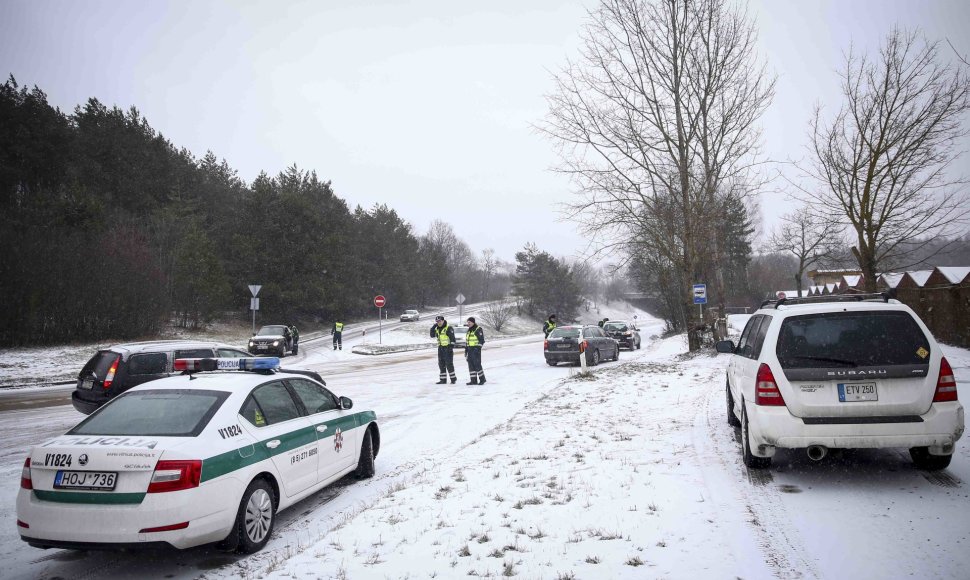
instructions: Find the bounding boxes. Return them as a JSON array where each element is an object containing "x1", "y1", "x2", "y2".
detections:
[
  {"x1": 602, "y1": 320, "x2": 642, "y2": 350},
  {"x1": 248, "y1": 325, "x2": 297, "y2": 357},
  {"x1": 72, "y1": 340, "x2": 250, "y2": 415}
]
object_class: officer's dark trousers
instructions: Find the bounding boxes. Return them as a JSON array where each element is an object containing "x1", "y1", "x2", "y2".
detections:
[
  {"x1": 437, "y1": 347, "x2": 456, "y2": 382},
  {"x1": 333, "y1": 332, "x2": 342, "y2": 350},
  {"x1": 466, "y1": 347, "x2": 484, "y2": 381}
]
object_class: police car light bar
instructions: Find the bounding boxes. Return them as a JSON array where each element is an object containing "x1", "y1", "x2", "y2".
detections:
[{"x1": 173, "y1": 357, "x2": 281, "y2": 372}]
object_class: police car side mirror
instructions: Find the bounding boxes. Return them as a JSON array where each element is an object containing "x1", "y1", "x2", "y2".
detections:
[
  {"x1": 338, "y1": 396, "x2": 353, "y2": 410},
  {"x1": 715, "y1": 340, "x2": 736, "y2": 354}
]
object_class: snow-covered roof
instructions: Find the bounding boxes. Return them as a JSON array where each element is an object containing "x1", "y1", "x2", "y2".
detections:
[
  {"x1": 878, "y1": 273, "x2": 905, "y2": 289},
  {"x1": 904, "y1": 270, "x2": 933, "y2": 287},
  {"x1": 824, "y1": 283, "x2": 836, "y2": 293},
  {"x1": 934, "y1": 266, "x2": 970, "y2": 285},
  {"x1": 841, "y1": 275, "x2": 862, "y2": 288}
]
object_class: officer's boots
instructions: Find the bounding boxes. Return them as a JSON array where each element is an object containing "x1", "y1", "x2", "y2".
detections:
[
  {"x1": 450, "y1": 375, "x2": 457, "y2": 384},
  {"x1": 478, "y1": 373, "x2": 486, "y2": 385},
  {"x1": 466, "y1": 375, "x2": 478, "y2": 386},
  {"x1": 436, "y1": 374, "x2": 447, "y2": 385}
]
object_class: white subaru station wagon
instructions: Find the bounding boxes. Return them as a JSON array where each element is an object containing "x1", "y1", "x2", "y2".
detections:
[{"x1": 717, "y1": 295, "x2": 964, "y2": 470}]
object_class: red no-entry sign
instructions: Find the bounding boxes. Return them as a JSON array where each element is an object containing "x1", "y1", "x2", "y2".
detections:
[{"x1": 374, "y1": 295, "x2": 386, "y2": 308}]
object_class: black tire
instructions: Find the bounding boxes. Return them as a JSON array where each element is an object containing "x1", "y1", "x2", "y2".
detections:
[
  {"x1": 226, "y1": 478, "x2": 276, "y2": 554},
  {"x1": 726, "y1": 379, "x2": 740, "y2": 427},
  {"x1": 278, "y1": 348, "x2": 285, "y2": 358},
  {"x1": 590, "y1": 349, "x2": 601, "y2": 366},
  {"x1": 741, "y1": 405, "x2": 771, "y2": 469},
  {"x1": 613, "y1": 345, "x2": 620, "y2": 361},
  {"x1": 636, "y1": 338, "x2": 641, "y2": 350},
  {"x1": 546, "y1": 360, "x2": 557, "y2": 366},
  {"x1": 909, "y1": 446, "x2": 952, "y2": 470},
  {"x1": 356, "y1": 429, "x2": 376, "y2": 479}
]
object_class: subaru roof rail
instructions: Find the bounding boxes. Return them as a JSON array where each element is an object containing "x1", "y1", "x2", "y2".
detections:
[{"x1": 759, "y1": 292, "x2": 893, "y2": 310}]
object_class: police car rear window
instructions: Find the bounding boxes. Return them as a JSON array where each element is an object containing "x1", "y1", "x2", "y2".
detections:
[
  {"x1": 69, "y1": 389, "x2": 229, "y2": 437},
  {"x1": 776, "y1": 311, "x2": 930, "y2": 369},
  {"x1": 549, "y1": 328, "x2": 581, "y2": 338}
]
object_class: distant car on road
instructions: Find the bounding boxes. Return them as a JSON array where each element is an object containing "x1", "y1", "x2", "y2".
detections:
[
  {"x1": 453, "y1": 325, "x2": 468, "y2": 349},
  {"x1": 717, "y1": 294, "x2": 964, "y2": 470},
  {"x1": 400, "y1": 310, "x2": 420, "y2": 322},
  {"x1": 19, "y1": 356, "x2": 379, "y2": 554},
  {"x1": 603, "y1": 320, "x2": 641, "y2": 350},
  {"x1": 544, "y1": 325, "x2": 619, "y2": 367},
  {"x1": 71, "y1": 340, "x2": 251, "y2": 415},
  {"x1": 248, "y1": 325, "x2": 296, "y2": 357}
]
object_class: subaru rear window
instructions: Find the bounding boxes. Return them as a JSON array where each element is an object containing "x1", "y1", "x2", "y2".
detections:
[
  {"x1": 68, "y1": 389, "x2": 229, "y2": 437},
  {"x1": 776, "y1": 311, "x2": 930, "y2": 369},
  {"x1": 603, "y1": 323, "x2": 628, "y2": 332},
  {"x1": 549, "y1": 328, "x2": 581, "y2": 338}
]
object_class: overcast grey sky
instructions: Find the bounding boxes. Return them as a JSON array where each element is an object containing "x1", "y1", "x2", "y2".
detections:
[{"x1": 2, "y1": 0, "x2": 968, "y2": 262}]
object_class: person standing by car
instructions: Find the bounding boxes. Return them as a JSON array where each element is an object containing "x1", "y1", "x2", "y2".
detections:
[
  {"x1": 464, "y1": 316, "x2": 486, "y2": 385},
  {"x1": 543, "y1": 314, "x2": 557, "y2": 338},
  {"x1": 332, "y1": 319, "x2": 344, "y2": 350},
  {"x1": 289, "y1": 325, "x2": 300, "y2": 354},
  {"x1": 430, "y1": 316, "x2": 457, "y2": 384},
  {"x1": 598, "y1": 317, "x2": 609, "y2": 328}
]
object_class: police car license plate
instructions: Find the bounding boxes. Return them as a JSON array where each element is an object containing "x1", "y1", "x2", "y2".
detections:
[
  {"x1": 54, "y1": 470, "x2": 118, "y2": 491},
  {"x1": 838, "y1": 382, "x2": 878, "y2": 402}
]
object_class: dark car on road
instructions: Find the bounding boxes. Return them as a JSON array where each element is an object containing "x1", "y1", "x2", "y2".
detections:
[
  {"x1": 544, "y1": 325, "x2": 619, "y2": 367},
  {"x1": 603, "y1": 320, "x2": 641, "y2": 350},
  {"x1": 72, "y1": 340, "x2": 250, "y2": 415},
  {"x1": 248, "y1": 324, "x2": 297, "y2": 357}
]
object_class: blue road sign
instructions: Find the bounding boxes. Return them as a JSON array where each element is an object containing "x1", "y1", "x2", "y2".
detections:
[{"x1": 693, "y1": 284, "x2": 707, "y2": 305}]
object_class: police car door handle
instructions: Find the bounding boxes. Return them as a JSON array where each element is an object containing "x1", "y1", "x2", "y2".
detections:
[{"x1": 266, "y1": 440, "x2": 281, "y2": 449}]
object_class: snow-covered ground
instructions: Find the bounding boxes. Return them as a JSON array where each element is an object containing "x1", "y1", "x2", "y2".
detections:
[{"x1": 1, "y1": 304, "x2": 968, "y2": 579}]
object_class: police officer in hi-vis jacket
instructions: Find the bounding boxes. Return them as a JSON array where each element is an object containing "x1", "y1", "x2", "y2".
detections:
[
  {"x1": 464, "y1": 317, "x2": 486, "y2": 385},
  {"x1": 430, "y1": 316, "x2": 457, "y2": 384},
  {"x1": 332, "y1": 320, "x2": 344, "y2": 350}
]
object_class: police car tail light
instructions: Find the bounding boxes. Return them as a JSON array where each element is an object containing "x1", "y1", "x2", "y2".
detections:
[
  {"x1": 543, "y1": 340, "x2": 549, "y2": 350},
  {"x1": 102, "y1": 355, "x2": 120, "y2": 390},
  {"x1": 20, "y1": 458, "x2": 32, "y2": 490},
  {"x1": 148, "y1": 460, "x2": 202, "y2": 493},
  {"x1": 934, "y1": 357, "x2": 958, "y2": 403},
  {"x1": 755, "y1": 363, "x2": 786, "y2": 406}
]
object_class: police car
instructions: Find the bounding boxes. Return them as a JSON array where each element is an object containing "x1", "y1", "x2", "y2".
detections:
[{"x1": 17, "y1": 357, "x2": 379, "y2": 553}]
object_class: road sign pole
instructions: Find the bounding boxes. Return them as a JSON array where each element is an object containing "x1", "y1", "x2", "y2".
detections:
[{"x1": 379, "y1": 307, "x2": 383, "y2": 344}]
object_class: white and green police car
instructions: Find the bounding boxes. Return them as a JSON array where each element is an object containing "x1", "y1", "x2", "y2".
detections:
[{"x1": 17, "y1": 357, "x2": 379, "y2": 553}]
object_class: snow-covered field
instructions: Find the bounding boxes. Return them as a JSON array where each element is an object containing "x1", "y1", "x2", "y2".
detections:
[{"x1": 1, "y1": 304, "x2": 968, "y2": 579}]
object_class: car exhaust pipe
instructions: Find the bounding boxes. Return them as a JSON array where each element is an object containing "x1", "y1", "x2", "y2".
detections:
[{"x1": 806, "y1": 445, "x2": 828, "y2": 461}]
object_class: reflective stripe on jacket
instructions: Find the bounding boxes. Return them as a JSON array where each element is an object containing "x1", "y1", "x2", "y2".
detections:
[
  {"x1": 435, "y1": 325, "x2": 452, "y2": 347},
  {"x1": 466, "y1": 325, "x2": 484, "y2": 347}
]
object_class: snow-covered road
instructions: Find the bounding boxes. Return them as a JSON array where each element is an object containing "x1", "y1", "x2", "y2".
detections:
[{"x1": 2, "y1": 310, "x2": 968, "y2": 579}]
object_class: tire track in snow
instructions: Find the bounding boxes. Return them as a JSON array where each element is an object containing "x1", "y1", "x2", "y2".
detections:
[{"x1": 691, "y1": 366, "x2": 819, "y2": 580}]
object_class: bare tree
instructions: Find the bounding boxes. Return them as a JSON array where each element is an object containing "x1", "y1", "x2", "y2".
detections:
[
  {"x1": 804, "y1": 28, "x2": 970, "y2": 291},
  {"x1": 481, "y1": 299, "x2": 516, "y2": 332},
  {"x1": 480, "y1": 248, "x2": 497, "y2": 301},
  {"x1": 541, "y1": 0, "x2": 773, "y2": 350},
  {"x1": 767, "y1": 206, "x2": 844, "y2": 297}
]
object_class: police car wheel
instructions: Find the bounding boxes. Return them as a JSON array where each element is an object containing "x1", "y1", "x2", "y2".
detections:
[
  {"x1": 233, "y1": 479, "x2": 276, "y2": 553},
  {"x1": 356, "y1": 430, "x2": 376, "y2": 479}
]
